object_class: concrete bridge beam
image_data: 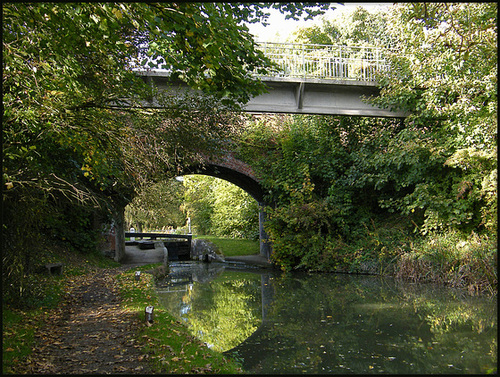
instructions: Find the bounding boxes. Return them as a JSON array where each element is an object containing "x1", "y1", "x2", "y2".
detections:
[
  {"x1": 243, "y1": 77, "x2": 407, "y2": 117},
  {"x1": 136, "y1": 71, "x2": 407, "y2": 118}
]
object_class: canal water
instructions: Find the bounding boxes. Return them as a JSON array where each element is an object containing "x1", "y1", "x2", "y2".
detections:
[{"x1": 156, "y1": 261, "x2": 497, "y2": 374}]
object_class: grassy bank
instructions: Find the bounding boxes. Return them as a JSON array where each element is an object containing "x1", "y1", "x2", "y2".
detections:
[
  {"x1": 194, "y1": 235, "x2": 259, "y2": 256},
  {"x1": 192, "y1": 229, "x2": 496, "y2": 295},
  {"x1": 263, "y1": 213, "x2": 497, "y2": 296},
  {"x1": 356, "y1": 224, "x2": 497, "y2": 295},
  {"x1": 116, "y1": 265, "x2": 242, "y2": 373},
  {"x1": 4, "y1": 232, "x2": 494, "y2": 373},
  {"x1": 195, "y1": 229, "x2": 496, "y2": 295},
  {"x1": 394, "y1": 231, "x2": 497, "y2": 295},
  {"x1": 303, "y1": 218, "x2": 497, "y2": 296},
  {"x1": 3, "y1": 307, "x2": 46, "y2": 374}
]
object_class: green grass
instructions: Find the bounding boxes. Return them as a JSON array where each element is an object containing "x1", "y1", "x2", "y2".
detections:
[
  {"x1": 2, "y1": 274, "x2": 68, "y2": 374},
  {"x1": 3, "y1": 259, "x2": 243, "y2": 374},
  {"x1": 194, "y1": 235, "x2": 259, "y2": 256},
  {"x1": 2, "y1": 308, "x2": 42, "y2": 374},
  {"x1": 116, "y1": 267, "x2": 243, "y2": 373}
]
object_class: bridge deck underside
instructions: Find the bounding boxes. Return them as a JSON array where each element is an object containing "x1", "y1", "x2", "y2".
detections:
[
  {"x1": 143, "y1": 73, "x2": 406, "y2": 118},
  {"x1": 245, "y1": 79, "x2": 402, "y2": 117}
]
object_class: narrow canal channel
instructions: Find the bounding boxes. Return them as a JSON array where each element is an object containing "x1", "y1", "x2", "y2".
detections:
[{"x1": 155, "y1": 261, "x2": 497, "y2": 374}]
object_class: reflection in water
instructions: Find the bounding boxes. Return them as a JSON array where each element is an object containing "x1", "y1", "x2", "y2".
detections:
[
  {"x1": 156, "y1": 262, "x2": 262, "y2": 352},
  {"x1": 156, "y1": 263, "x2": 497, "y2": 374}
]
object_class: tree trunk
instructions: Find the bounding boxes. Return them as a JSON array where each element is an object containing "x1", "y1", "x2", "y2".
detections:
[{"x1": 113, "y1": 205, "x2": 126, "y2": 263}]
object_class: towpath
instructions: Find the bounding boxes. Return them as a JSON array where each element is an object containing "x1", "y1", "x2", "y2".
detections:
[{"x1": 16, "y1": 268, "x2": 152, "y2": 374}]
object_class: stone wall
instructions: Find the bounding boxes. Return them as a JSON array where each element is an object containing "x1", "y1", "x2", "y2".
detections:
[{"x1": 191, "y1": 238, "x2": 225, "y2": 263}]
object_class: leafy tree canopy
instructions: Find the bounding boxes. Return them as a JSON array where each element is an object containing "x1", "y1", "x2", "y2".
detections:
[
  {"x1": 373, "y1": 3, "x2": 497, "y2": 231},
  {"x1": 2, "y1": 2, "x2": 335, "y2": 198},
  {"x1": 236, "y1": 3, "x2": 497, "y2": 271},
  {"x1": 378, "y1": 3, "x2": 497, "y2": 137},
  {"x1": 125, "y1": 179, "x2": 186, "y2": 231},
  {"x1": 291, "y1": 6, "x2": 390, "y2": 46},
  {"x1": 182, "y1": 175, "x2": 259, "y2": 239}
]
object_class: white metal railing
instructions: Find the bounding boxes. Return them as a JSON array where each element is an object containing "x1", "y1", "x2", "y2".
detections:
[
  {"x1": 134, "y1": 42, "x2": 389, "y2": 82},
  {"x1": 255, "y1": 42, "x2": 388, "y2": 81}
]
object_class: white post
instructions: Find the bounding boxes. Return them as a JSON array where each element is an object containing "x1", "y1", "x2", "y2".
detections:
[{"x1": 145, "y1": 306, "x2": 154, "y2": 325}]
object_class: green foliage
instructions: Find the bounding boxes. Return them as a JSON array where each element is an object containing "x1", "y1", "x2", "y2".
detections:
[
  {"x1": 372, "y1": 2, "x2": 497, "y2": 233},
  {"x1": 1, "y1": 182, "x2": 113, "y2": 307},
  {"x1": 210, "y1": 179, "x2": 260, "y2": 239},
  {"x1": 182, "y1": 175, "x2": 216, "y2": 235},
  {"x1": 125, "y1": 179, "x2": 186, "y2": 231},
  {"x1": 292, "y1": 6, "x2": 390, "y2": 46},
  {"x1": 183, "y1": 175, "x2": 259, "y2": 239},
  {"x1": 239, "y1": 110, "x2": 494, "y2": 278},
  {"x1": 43, "y1": 203, "x2": 104, "y2": 254},
  {"x1": 6, "y1": 2, "x2": 324, "y2": 305},
  {"x1": 235, "y1": 4, "x2": 497, "y2": 280},
  {"x1": 238, "y1": 115, "x2": 399, "y2": 270},
  {"x1": 265, "y1": 200, "x2": 338, "y2": 271},
  {"x1": 396, "y1": 231, "x2": 497, "y2": 294},
  {"x1": 2, "y1": 220, "x2": 119, "y2": 309}
]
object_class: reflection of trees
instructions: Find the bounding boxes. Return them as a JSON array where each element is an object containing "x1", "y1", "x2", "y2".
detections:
[
  {"x1": 242, "y1": 273, "x2": 497, "y2": 374},
  {"x1": 401, "y1": 290, "x2": 498, "y2": 372},
  {"x1": 184, "y1": 274, "x2": 262, "y2": 352},
  {"x1": 159, "y1": 269, "x2": 496, "y2": 373}
]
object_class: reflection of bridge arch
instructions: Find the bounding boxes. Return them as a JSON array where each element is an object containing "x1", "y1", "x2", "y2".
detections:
[
  {"x1": 157, "y1": 265, "x2": 274, "y2": 353},
  {"x1": 180, "y1": 156, "x2": 272, "y2": 259},
  {"x1": 223, "y1": 273, "x2": 275, "y2": 367}
]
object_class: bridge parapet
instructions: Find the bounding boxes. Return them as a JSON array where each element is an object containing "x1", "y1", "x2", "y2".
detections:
[{"x1": 255, "y1": 42, "x2": 388, "y2": 82}]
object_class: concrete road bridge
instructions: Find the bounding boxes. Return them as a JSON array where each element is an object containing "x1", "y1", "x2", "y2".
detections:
[{"x1": 135, "y1": 42, "x2": 406, "y2": 118}]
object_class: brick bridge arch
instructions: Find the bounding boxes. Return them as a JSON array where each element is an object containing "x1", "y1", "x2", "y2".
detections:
[
  {"x1": 180, "y1": 153, "x2": 271, "y2": 259},
  {"x1": 182, "y1": 154, "x2": 267, "y2": 204}
]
